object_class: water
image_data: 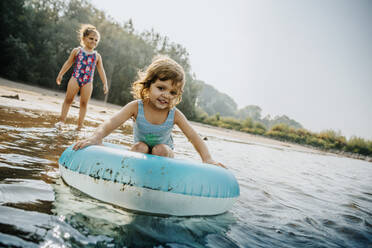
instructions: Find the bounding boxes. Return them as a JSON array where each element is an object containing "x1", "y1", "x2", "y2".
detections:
[{"x1": 0, "y1": 106, "x2": 371, "y2": 248}]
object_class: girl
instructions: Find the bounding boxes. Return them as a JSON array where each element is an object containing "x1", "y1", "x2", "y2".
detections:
[
  {"x1": 56, "y1": 24, "x2": 108, "y2": 129},
  {"x1": 73, "y1": 55, "x2": 226, "y2": 168}
]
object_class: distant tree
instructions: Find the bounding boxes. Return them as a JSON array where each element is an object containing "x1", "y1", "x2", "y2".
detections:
[
  {"x1": 0, "y1": 0, "x2": 30, "y2": 80},
  {"x1": 237, "y1": 105, "x2": 262, "y2": 121},
  {"x1": 262, "y1": 114, "x2": 302, "y2": 129},
  {"x1": 195, "y1": 80, "x2": 237, "y2": 117}
]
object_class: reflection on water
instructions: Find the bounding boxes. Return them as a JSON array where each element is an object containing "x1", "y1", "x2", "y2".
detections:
[{"x1": 0, "y1": 106, "x2": 371, "y2": 247}]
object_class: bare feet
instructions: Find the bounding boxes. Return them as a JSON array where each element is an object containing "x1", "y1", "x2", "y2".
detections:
[
  {"x1": 54, "y1": 121, "x2": 64, "y2": 129},
  {"x1": 76, "y1": 125, "x2": 84, "y2": 131}
]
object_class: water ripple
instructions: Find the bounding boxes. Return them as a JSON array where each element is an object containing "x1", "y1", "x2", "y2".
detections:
[{"x1": 0, "y1": 107, "x2": 371, "y2": 247}]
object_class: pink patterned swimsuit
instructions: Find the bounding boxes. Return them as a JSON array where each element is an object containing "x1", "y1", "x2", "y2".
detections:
[{"x1": 72, "y1": 48, "x2": 97, "y2": 87}]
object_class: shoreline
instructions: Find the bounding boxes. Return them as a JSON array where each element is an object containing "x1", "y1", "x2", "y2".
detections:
[{"x1": 1, "y1": 77, "x2": 369, "y2": 162}]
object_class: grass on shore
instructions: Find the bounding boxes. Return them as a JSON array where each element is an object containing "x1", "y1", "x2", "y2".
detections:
[{"x1": 196, "y1": 114, "x2": 372, "y2": 158}]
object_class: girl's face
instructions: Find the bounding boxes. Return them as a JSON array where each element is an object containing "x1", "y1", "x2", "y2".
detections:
[
  {"x1": 83, "y1": 32, "x2": 99, "y2": 50},
  {"x1": 148, "y1": 79, "x2": 181, "y2": 110}
]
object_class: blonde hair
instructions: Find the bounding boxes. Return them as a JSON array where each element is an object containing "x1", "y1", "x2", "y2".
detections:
[
  {"x1": 78, "y1": 24, "x2": 100, "y2": 47},
  {"x1": 131, "y1": 55, "x2": 185, "y2": 108}
]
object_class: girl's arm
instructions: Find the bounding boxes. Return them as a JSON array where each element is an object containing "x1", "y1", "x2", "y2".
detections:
[
  {"x1": 56, "y1": 48, "x2": 79, "y2": 85},
  {"x1": 96, "y1": 53, "x2": 108, "y2": 94},
  {"x1": 73, "y1": 101, "x2": 138, "y2": 150},
  {"x1": 174, "y1": 109, "x2": 226, "y2": 168}
]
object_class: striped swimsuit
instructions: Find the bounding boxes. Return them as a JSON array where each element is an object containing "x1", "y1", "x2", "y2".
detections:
[
  {"x1": 133, "y1": 100, "x2": 175, "y2": 149},
  {"x1": 72, "y1": 48, "x2": 97, "y2": 87}
]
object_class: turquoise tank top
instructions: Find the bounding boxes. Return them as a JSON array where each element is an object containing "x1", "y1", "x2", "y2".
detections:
[{"x1": 133, "y1": 100, "x2": 175, "y2": 149}]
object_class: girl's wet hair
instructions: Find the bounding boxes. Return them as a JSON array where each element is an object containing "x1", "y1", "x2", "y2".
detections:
[
  {"x1": 78, "y1": 24, "x2": 100, "y2": 46},
  {"x1": 131, "y1": 55, "x2": 185, "y2": 108}
]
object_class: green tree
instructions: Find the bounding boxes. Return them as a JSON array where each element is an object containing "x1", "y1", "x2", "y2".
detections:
[
  {"x1": 237, "y1": 105, "x2": 262, "y2": 121},
  {"x1": 195, "y1": 80, "x2": 237, "y2": 117},
  {"x1": 0, "y1": 0, "x2": 30, "y2": 80}
]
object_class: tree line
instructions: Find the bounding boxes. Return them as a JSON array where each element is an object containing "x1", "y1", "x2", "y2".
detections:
[
  {"x1": 0, "y1": 0, "x2": 199, "y2": 118},
  {"x1": 194, "y1": 81, "x2": 372, "y2": 157},
  {"x1": 1, "y1": 0, "x2": 371, "y2": 158}
]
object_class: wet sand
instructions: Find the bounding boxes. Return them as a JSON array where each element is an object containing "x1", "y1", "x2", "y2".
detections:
[{"x1": 0, "y1": 77, "x2": 325, "y2": 155}]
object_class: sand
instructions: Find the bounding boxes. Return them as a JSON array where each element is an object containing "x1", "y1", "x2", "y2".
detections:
[{"x1": 0, "y1": 77, "x2": 329, "y2": 155}]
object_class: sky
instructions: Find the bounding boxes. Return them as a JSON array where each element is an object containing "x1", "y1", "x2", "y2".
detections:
[{"x1": 90, "y1": 0, "x2": 372, "y2": 140}]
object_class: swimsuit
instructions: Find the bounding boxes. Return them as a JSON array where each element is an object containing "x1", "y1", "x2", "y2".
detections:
[
  {"x1": 72, "y1": 47, "x2": 97, "y2": 87},
  {"x1": 133, "y1": 100, "x2": 175, "y2": 149}
]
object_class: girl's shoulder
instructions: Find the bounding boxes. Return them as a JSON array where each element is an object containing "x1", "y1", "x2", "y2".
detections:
[
  {"x1": 173, "y1": 107, "x2": 182, "y2": 115},
  {"x1": 70, "y1": 47, "x2": 81, "y2": 57},
  {"x1": 173, "y1": 107, "x2": 186, "y2": 124},
  {"x1": 125, "y1": 100, "x2": 140, "y2": 119},
  {"x1": 128, "y1": 99, "x2": 140, "y2": 106},
  {"x1": 72, "y1": 47, "x2": 81, "y2": 53},
  {"x1": 126, "y1": 100, "x2": 140, "y2": 112},
  {"x1": 90, "y1": 50, "x2": 101, "y2": 61}
]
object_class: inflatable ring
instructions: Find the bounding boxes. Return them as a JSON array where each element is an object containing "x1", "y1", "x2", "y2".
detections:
[{"x1": 59, "y1": 143, "x2": 240, "y2": 216}]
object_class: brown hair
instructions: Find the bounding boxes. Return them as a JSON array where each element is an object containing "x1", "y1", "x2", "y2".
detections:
[
  {"x1": 131, "y1": 55, "x2": 185, "y2": 108},
  {"x1": 78, "y1": 24, "x2": 100, "y2": 47}
]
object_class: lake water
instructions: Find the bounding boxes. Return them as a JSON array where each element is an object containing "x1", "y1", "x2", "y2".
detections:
[{"x1": 0, "y1": 107, "x2": 371, "y2": 248}]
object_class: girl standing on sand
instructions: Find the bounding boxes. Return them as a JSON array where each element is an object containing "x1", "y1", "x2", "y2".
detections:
[{"x1": 56, "y1": 24, "x2": 108, "y2": 129}]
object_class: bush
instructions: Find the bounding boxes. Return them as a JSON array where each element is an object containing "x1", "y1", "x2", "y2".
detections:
[
  {"x1": 254, "y1": 122, "x2": 267, "y2": 133},
  {"x1": 194, "y1": 107, "x2": 208, "y2": 122},
  {"x1": 346, "y1": 136, "x2": 372, "y2": 156},
  {"x1": 241, "y1": 127, "x2": 265, "y2": 135},
  {"x1": 317, "y1": 130, "x2": 347, "y2": 149},
  {"x1": 241, "y1": 117, "x2": 254, "y2": 129},
  {"x1": 271, "y1": 123, "x2": 291, "y2": 133},
  {"x1": 220, "y1": 117, "x2": 242, "y2": 130},
  {"x1": 306, "y1": 136, "x2": 327, "y2": 148},
  {"x1": 196, "y1": 112, "x2": 372, "y2": 158}
]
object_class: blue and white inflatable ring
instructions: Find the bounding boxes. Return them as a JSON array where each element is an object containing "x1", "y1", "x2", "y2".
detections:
[{"x1": 59, "y1": 143, "x2": 240, "y2": 216}]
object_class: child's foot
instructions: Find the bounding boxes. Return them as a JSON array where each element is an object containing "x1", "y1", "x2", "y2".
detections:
[
  {"x1": 76, "y1": 125, "x2": 84, "y2": 131},
  {"x1": 54, "y1": 121, "x2": 64, "y2": 129}
]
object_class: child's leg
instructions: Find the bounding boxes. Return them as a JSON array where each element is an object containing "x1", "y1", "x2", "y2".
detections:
[
  {"x1": 59, "y1": 78, "x2": 80, "y2": 123},
  {"x1": 151, "y1": 144, "x2": 174, "y2": 158},
  {"x1": 77, "y1": 82, "x2": 93, "y2": 128},
  {"x1": 131, "y1": 142, "x2": 150, "y2": 154}
]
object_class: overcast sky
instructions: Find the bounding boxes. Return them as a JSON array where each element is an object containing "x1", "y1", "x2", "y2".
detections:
[{"x1": 91, "y1": 0, "x2": 372, "y2": 139}]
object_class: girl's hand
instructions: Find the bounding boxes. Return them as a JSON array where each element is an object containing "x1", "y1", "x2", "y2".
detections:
[
  {"x1": 56, "y1": 75, "x2": 62, "y2": 85},
  {"x1": 73, "y1": 137, "x2": 102, "y2": 150},
  {"x1": 203, "y1": 158, "x2": 227, "y2": 169},
  {"x1": 103, "y1": 83, "x2": 108, "y2": 94}
]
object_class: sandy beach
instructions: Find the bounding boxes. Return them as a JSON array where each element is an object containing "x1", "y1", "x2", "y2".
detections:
[{"x1": 0, "y1": 77, "x2": 328, "y2": 155}]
